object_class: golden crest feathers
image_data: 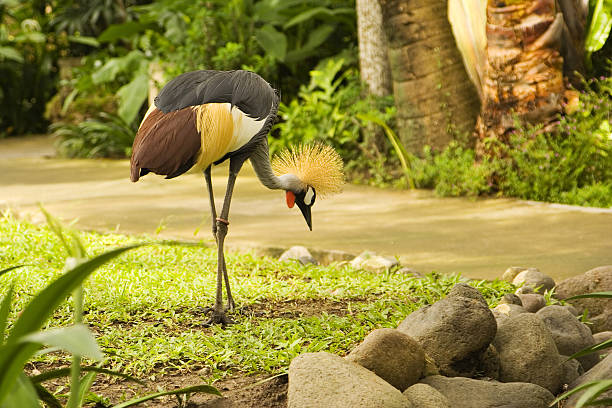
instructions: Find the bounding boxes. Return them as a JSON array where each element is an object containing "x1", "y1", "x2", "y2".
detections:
[{"x1": 272, "y1": 143, "x2": 344, "y2": 197}]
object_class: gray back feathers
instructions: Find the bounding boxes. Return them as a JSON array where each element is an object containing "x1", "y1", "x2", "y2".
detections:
[{"x1": 154, "y1": 70, "x2": 275, "y2": 120}]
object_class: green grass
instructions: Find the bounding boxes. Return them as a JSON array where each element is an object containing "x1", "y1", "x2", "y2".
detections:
[{"x1": 0, "y1": 211, "x2": 516, "y2": 381}]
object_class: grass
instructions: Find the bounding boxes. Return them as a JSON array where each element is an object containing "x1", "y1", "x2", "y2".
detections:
[{"x1": 0, "y1": 211, "x2": 516, "y2": 382}]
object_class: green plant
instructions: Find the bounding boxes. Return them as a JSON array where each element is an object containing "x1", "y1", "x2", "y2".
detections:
[
  {"x1": 550, "y1": 291, "x2": 612, "y2": 407},
  {"x1": 51, "y1": 112, "x2": 136, "y2": 158},
  {"x1": 0, "y1": 211, "x2": 220, "y2": 407},
  {"x1": 274, "y1": 58, "x2": 398, "y2": 184}
]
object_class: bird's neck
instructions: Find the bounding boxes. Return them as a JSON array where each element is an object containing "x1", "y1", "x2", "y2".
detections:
[{"x1": 249, "y1": 140, "x2": 305, "y2": 192}]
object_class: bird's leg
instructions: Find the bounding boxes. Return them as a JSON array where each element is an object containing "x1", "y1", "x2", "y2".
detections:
[
  {"x1": 202, "y1": 159, "x2": 243, "y2": 326},
  {"x1": 204, "y1": 166, "x2": 234, "y2": 312}
]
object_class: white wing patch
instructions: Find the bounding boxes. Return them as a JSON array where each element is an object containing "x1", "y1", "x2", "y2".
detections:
[{"x1": 228, "y1": 106, "x2": 265, "y2": 153}]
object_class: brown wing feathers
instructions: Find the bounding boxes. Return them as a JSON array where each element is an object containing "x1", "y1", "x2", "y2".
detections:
[{"x1": 130, "y1": 107, "x2": 201, "y2": 182}]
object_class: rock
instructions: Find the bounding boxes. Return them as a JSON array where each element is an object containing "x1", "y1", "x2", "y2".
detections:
[
  {"x1": 563, "y1": 304, "x2": 580, "y2": 316},
  {"x1": 279, "y1": 246, "x2": 318, "y2": 265},
  {"x1": 492, "y1": 303, "x2": 528, "y2": 323},
  {"x1": 397, "y1": 266, "x2": 422, "y2": 277},
  {"x1": 518, "y1": 293, "x2": 547, "y2": 313},
  {"x1": 555, "y1": 265, "x2": 612, "y2": 333},
  {"x1": 308, "y1": 248, "x2": 354, "y2": 265},
  {"x1": 502, "y1": 266, "x2": 528, "y2": 282},
  {"x1": 593, "y1": 331, "x2": 612, "y2": 359},
  {"x1": 515, "y1": 285, "x2": 535, "y2": 295},
  {"x1": 560, "y1": 356, "x2": 582, "y2": 386},
  {"x1": 499, "y1": 293, "x2": 523, "y2": 306},
  {"x1": 512, "y1": 268, "x2": 555, "y2": 294},
  {"x1": 346, "y1": 328, "x2": 425, "y2": 391},
  {"x1": 420, "y1": 375, "x2": 554, "y2": 408},
  {"x1": 288, "y1": 352, "x2": 413, "y2": 408},
  {"x1": 536, "y1": 305, "x2": 598, "y2": 371},
  {"x1": 350, "y1": 251, "x2": 399, "y2": 273},
  {"x1": 403, "y1": 383, "x2": 450, "y2": 408},
  {"x1": 493, "y1": 313, "x2": 563, "y2": 393},
  {"x1": 397, "y1": 283, "x2": 496, "y2": 377},
  {"x1": 479, "y1": 344, "x2": 500, "y2": 380},
  {"x1": 564, "y1": 353, "x2": 612, "y2": 408}
]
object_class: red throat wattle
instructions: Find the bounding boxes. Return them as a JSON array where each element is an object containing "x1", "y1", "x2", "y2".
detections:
[{"x1": 286, "y1": 191, "x2": 295, "y2": 208}]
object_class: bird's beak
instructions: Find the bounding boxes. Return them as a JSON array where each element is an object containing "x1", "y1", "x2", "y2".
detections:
[{"x1": 296, "y1": 201, "x2": 312, "y2": 231}]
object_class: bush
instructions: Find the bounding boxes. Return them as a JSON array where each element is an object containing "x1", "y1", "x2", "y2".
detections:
[{"x1": 273, "y1": 58, "x2": 399, "y2": 184}]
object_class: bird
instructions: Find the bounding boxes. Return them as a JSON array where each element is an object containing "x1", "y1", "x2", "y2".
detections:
[{"x1": 129, "y1": 69, "x2": 344, "y2": 325}]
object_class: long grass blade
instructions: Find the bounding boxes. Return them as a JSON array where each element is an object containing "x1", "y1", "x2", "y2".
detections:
[
  {"x1": 565, "y1": 291, "x2": 612, "y2": 300},
  {"x1": 568, "y1": 338, "x2": 612, "y2": 360},
  {"x1": 0, "y1": 244, "x2": 145, "y2": 401},
  {"x1": 111, "y1": 385, "x2": 221, "y2": 408},
  {"x1": 575, "y1": 379, "x2": 612, "y2": 407},
  {"x1": 0, "y1": 285, "x2": 15, "y2": 345},
  {"x1": 34, "y1": 383, "x2": 62, "y2": 408},
  {"x1": 0, "y1": 265, "x2": 26, "y2": 279},
  {"x1": 0, "y1": 372, "x2": 41, "y2": 408},
  {"x1": 30, "y1": 366, "x2": 144, "y2": 385},
  {"x1": 550, "y1": 380, "x2": 612, "y2": 406},
  {"x1": 19, "y1": 324, "x2": 102, "y2": 360}
]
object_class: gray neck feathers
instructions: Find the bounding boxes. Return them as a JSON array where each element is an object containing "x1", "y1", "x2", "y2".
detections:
[{"x1": 249, "y1": 140, "x2": 305, "y2": 192}]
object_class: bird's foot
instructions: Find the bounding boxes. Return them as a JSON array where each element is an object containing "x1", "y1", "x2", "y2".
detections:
[{"x1": 198, "y1": 306, "x2": 235, "y2": 327}]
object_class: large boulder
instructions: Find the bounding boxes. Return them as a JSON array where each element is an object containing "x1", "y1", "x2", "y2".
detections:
[
  {"x1": 512, "y1": 268, "x2": 555, "y2": 294},
  {"x1": 288, "y1": 352, "x2": 413, "y2": 408},
  {"x1": 564, "y1": 353, "x2": 612, "y2": 408},
  {"x1": 420, "y1": 375, "x2": 554, "y2": 408},
  {"x1": 397, "y1": 283, "x2": 496, "y2": 377},
  {"x1": 346, "y1": 328, "x2": 425, "y2": 391},
  {"x1": 593, "y1": 331, "x2": 612, "y2": 360},
  {"x1": 555, "y1": 265, "x2": 612, "y2": 333},
  {"x1": 493, "y1": 313, "x2": 563, "y2": 393},
  {"x1": 403, "y1": 383, "x2": 450, "y2": 408},
  {"x1": 536, "y1": 305, "x2": 598, "y2": 371},
  {"x1": 492, "y1": 303, "x2": 528, "y2": 324}
]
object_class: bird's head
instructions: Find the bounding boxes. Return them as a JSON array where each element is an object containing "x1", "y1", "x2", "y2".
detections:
[{"x1": 273, "y1": 143, "x2": 344, "y2": 231}]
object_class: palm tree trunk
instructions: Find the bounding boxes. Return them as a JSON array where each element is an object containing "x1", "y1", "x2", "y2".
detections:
[
  {"x1": 357, "y1": 0, "x2": 392, "y2": 97},
  {"x1": 476, "y1": 0, "x2": 566, "y2": 147},
  {"x1": 379, "y1": 0, "x2": 480, "y2": 154}
]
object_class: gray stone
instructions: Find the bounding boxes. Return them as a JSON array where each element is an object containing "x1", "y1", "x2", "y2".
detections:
[
  {"x1": 493, "y1": 313, "x2": 563, "y2": 393},
  {"x1": 309, "y1": 248, "x2": 354, "y2": 265},
  {"x1": 499, "y1": 293, "x2": 523, "y2": 306},
  {"x1": 515, "y1": 285, "x2": 535, "y2": 295},
  {"x1": 563, "y1": 304, "x2": 581, "y2": 316},
  {"x1": 350, "y1": 251, "x2": 399, "y2": 273},
  {"x1": 403, "y1": 383, "x2": 450, "y2": 408},
  {"x1": 512, "y1": 268, "x2": 556, "y2": 294},
  {"x1": 502, "y1": 266, "x2": 528, "y2": 283},
  {"x1": 420, "y1": 375, "x2": 554, "y2": 408},
  {"x1": 397, "y1": 283, "x2": 496, "y2": 377},
  {"x1": 564, "y1": 353, "x2": 612, "y2": 408},
  {"x1": 279, "y1": 246, "x2": 318, "y2": 265},
  {"x1": 492, "y1": 303, "x2": 528, "y2": 323},
  {"x1": 479, "y1": 344, "x2": 500, "y2": 380},
  {"x1": 518, "y1": 293, "x2": 547, "y2": 313},
  {"x1": 288, "y1": 352, "x2": 413, "y2": 408},
  {"x1": 560, "y1": 355, "x2": 582, "y2": 386},
  {"x1": 536, "y1": 305, "x2": 598, "y2": 371},
  {"x1": 555, "y1": 265, "x2": 612, "y2": 333},
  {"x1": 397, "y1": 266, "x2": 422, "y2": 277},
  {"x1": 346, "y1": 328, "x2": 425, "y2": 391}
]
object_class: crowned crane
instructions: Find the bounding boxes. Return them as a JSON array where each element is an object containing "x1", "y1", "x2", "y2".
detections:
[{"x1": 130, "y1": 70, "x2": 343, "y2": 325}]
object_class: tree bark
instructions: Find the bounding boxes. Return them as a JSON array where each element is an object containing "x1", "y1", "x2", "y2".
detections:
[
  {"x1": 357, "y1": 0, "x2": 392, "y2": 97},
  {"x1": 379, "y1": 0, "x2": 480, "y2": 154},
  {"x1": 477, "y1": 0, "x2": 565, "y2": 147}
]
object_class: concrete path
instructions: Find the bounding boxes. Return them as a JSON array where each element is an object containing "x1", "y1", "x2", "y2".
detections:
[{"x1": 1, "y1": 135, "x2": 611, "y2": 281}]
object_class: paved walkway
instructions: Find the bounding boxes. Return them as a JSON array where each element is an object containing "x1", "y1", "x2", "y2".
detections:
[{"x1": 1, "y1": 135, "x2": 611, "y2": 281}]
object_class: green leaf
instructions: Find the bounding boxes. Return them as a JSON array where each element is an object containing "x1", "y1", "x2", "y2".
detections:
[
  {"x1": 568, "y1": 338, "x2": 612, "y2": 360},
  {"x1": 283, "y1": 7, "x2": 354, "y2": 29},
  {"x1": 19, "y1": 325, "x2": 103, "y2": 361},
  {"x1": 255, "y1": 25, "x2": 287, "y2": 61},
  {"x1": 92, "y1": 51, "x2": 144, "y2": 85},
  {"x1": 67, "y1": 35, "x2": 99, "y2": 48},
  {"x1": 566, "y1": 291, "x2": 612, "y2": 300},
  {"x1": 0, "y1": 46, "x2": 23, "y2": 63},
  {"x1": 0, "y1": 244, "x2": 145, "y2": 401},
  {"x1": 98, "y1": 22, "x2": 150, "y2": 43},
  {"x1": 550, "y1": 379, "x2": 612, "y2": 407},
  {"x1": 117, "y1": 72, "x2": 149, "y2": 124},
  {"x1": 30, "y1": 366, "x2": 144, "y2": 385},
  {"x1": 0, "y1": 373, "x2": 40, "y2": 408},
  {"x1": 0, "y1": 285, "x2": 15, "y2": 345},
  {"x1": 0, "y1": 265, "x2": 26, "y2": 279},
  {"x1": 34, "y1": 383, "x2": 62, "y2": 408},
  {"x1": 575, "y1": 379, "x2": 612, "y2": 407},
  {"x1": 112, "y1": 384, "x2": 221, "y2": 408}
]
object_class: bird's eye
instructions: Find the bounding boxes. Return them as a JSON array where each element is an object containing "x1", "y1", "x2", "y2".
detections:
[{"x1": 304, "y1": 187, "x2": 315, "y2": 206}]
